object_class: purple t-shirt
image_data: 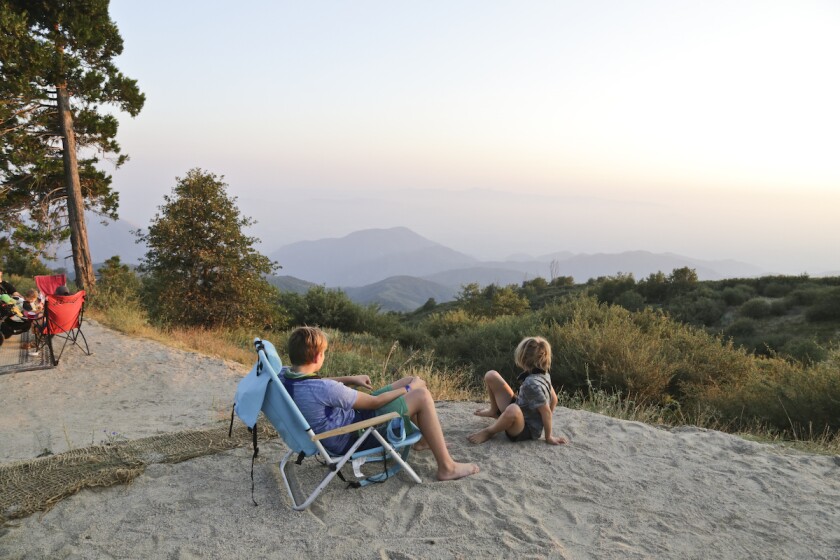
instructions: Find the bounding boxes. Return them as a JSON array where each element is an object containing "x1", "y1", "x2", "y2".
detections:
[{"x1": 289, "y1": 378, "x2": 359, "y2": 454}]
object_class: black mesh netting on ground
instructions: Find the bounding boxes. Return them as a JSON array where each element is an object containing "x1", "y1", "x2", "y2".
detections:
[{"x1": 0, "y1": 422, "x2": 277, "y2": 523}]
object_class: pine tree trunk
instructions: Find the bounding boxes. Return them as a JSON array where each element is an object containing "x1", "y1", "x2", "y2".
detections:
[{"x1": 57, "y1": 84, "x2": 96, "y2": 291}]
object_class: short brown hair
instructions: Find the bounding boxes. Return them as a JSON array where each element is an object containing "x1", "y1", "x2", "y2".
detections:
[
  {"x1": 513, "y1": 336, "x2": 551, "y2": 372},
  {"x1": 287, "y1": 326, "x2": 328, "y2": 366}
]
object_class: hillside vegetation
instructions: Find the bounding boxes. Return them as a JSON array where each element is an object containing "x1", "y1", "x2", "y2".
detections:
[
  {"x1": 19, "y1": 261, "x2": 828, "y2": 449},
  {"x1": 12, "y1": 264, "x2": 839, "y2": 451}
]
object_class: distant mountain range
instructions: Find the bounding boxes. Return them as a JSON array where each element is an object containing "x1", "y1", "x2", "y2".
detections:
[
  {"x1": 63, "y1": 219, "x2": 771, "y2": 312},
  {"x1": 265, "y1": 227, "x2": 766, "y2": 311}
]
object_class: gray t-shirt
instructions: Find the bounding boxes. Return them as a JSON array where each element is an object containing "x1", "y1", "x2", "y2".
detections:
[{"x1": 516, "y1": 372, "x2": 552, "y2": 439}]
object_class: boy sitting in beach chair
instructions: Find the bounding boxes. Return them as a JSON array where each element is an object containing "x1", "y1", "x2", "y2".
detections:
[{"x1": 286, "y1": 326, "x2": 479, "y2": 481}]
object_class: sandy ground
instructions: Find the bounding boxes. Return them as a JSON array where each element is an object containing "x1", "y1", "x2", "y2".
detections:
[{"x1": 1, "y1": 321, "x2": 839, "y2": 559}]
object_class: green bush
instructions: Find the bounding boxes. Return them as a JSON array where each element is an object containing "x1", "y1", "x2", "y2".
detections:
[
  {"x1": 722, "y1": 285, "x2": 755, "y2": 306},
  {"x1": 424, "y1": 309, "x2": 483, "y2": 338},
  {"x1": 616, "y1": 290, "x2": 646, "y2": 312},
  {"x1": 667, "y1": 291, "x2": 726, "y2": 326},
  {"x1": 547, "y1": 302, "x2": 676, "y2": 401},
  {"x1": 279, "y1": 286, "x2": 377, "y2": 334},
  {"x1": 726, "y1": 318, "x2": 756, "y2": 337},
  {"x1": 702, "y1": 350, "x2": 840, "y2": 434},
  {"x1": 781, "y1": 338, "x2": 828, "y2": 364},
  {"x1": 430, "y1": 313, "x2": 540, "y2": 381},
  {"x1": 786, "y1": 287, "x2": 828, "y2": 307},
  {"x1": 762, "y1": 282, "x2": 793, "y2": 298},
  {"x1": 805, "y1": 287, "x2": 840, "y2": 322},
  {"x1": 769, "y1": 299, "x2": 791, "y2": 316},
  {"x1": 740, "y1": 298, "x2": 771, "y2": 319},
  {"x1": 91, "y1": 256, "x2": 141, "y2": 310}
]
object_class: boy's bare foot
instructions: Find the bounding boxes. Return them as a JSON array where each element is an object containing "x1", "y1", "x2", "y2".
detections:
[
  {"x1": 436, "y1": 461, "x2": 480, "y2": 481},
  {"x1": 473, "y1": 408, "x2": 498, "y2": 418},
  {"x1": 467, "y1": 429, "x2": 493, "y2": 444}
]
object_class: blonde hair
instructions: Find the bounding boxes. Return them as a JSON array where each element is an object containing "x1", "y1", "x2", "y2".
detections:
[
  {"x1": 287, "y1": 326, "x2": 328, "y2": 366},
  {"x1": 514, "y1": 336, "x2": 551, "y2": 372},
  {"x1": 25, "y1": 288, "x2": 38, "y2": 301}
]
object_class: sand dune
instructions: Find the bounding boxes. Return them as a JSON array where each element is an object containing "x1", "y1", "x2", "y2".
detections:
[{"x1": 1, "y1": 322, "x2": 839, "y2": 559}]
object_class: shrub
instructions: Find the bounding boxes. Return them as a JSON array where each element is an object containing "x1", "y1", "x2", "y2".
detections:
[
  {"x1": 431, "y1": 313, "x2": 540, "y2": 381},
  {"x1": 805, "y1": 287, "x2": 840, "y2": 322},
  {"x1": 92, "y1": 256, "x2": 141, "y2": 310},
  {"x1": 424, "y1": 309, "x2": 481, "y2": 338},
  {"x1": 762, "y1": 282, "x2": 793, "y2": 298},
  {"x1": 546, "y1": 298, "x2": 677, "y2": 402},
  {"x1": 722, "y1": 285, "x2": 755, "y2": 306},
  {"x1": 667, "y1": 290, "x2": 726, "y2": 326},
  {"x1": 592, "y1": 273, "x2": 636, "y2": 305},
  {"x1": 702, "y1": 350, "x2": 840, "y2": 434},
  {"x1": 281, "y1": 286, "x2": 377, "y2": 334},
  {"x1": 616, "y1": 290, "x2": 646, "y2": 312},
  {"x1": 769, "y1": 299, "x2": 791, "y2": 316},
  {"x1": 781, "y1": 339, "x2": 829, "y2": 364},
  {"x1": 786, "y1": 287, "x2": 827, "y2": 307},
  {"x1": 726, "y1": 318, "x2": 756, "y2": 337},
  {"x1": 739, "y1": 298, "x2": 771, "y2": 319}
]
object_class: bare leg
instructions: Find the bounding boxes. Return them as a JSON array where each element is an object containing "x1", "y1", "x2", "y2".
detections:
[
  {"x1": 468, "y1": 404, "x2": 526, "y2": 444},
  {"x1": 474, "y1": 370, "x2": 516, "y2": 418},
  {"x1": 404, "y1": 388, "x2": 479, "y2": 480}
]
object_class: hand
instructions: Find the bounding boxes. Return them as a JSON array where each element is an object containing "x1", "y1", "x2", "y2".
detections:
[
  {"x1": 351, "y1": 375, "x2": 373, "y2": 390},
  {"x1": 546, "y1": 435, "x2": 569, "y2": 446},
  {"x1": 405, "y1": 376, "x2": 427, "y2": 391}
]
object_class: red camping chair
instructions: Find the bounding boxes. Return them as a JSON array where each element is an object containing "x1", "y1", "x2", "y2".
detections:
[
  {"x1": 35, "y1": 274, "x2": 67, "y2": 298},
  {"x1": 40, "y1": 290, "x2": 90, "y2": 365}
]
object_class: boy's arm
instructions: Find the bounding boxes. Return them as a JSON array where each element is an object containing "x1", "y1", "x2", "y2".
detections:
[
  {"x1": 331, "y1": 375, "x2": 373, "y2": 390},
  {"x1": 353, "y1": 386, "x2": 410, "y2": 411},
  {"x1": 537, "y1": 403, "x2": 568, "y2": 446}
]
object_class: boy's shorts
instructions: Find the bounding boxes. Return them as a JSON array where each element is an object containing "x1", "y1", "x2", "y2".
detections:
[{"x1": 345, "y1": 384, "x2": 415, "y2": 453}]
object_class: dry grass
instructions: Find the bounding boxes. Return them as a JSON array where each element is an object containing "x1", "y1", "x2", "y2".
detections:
[{"x1": 87, "y1": 306, "x2": 255, "y2": 366}]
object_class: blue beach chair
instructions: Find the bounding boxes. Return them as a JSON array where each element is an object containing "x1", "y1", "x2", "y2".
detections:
[{"x1": 233, "y1": 338, "x2": 422, "y2": 511}]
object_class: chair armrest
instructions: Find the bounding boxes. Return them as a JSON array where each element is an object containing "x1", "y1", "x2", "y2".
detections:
[{"x1": 311, "y1": 411, "x2": 399, "y2": 442}]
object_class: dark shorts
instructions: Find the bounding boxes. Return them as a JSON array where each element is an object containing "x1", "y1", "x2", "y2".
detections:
[{"x1": 505, "y1": 427, "x2": 535, "y2": 442}]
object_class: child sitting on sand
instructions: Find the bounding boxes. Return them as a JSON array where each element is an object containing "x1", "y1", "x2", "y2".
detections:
[
  {"x1": 468, "y1": 336, "x2": 569, "y2": 446},
  {"x1": 285, "y1": 326, "x2": 479, "y2": 481}
]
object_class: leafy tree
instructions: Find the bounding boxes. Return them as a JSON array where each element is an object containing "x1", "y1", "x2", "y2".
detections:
[
  {"x1": 667, "y1": 267, "x2": 698, "y2": 295},
  {"x1": 0, "y1": 0, "x2": 144, "y2": 289},
  {"x1": 137, "y1": 169, "x2": 278, "y2": 328},
  {"x1": 93, "y1": 255, "x2": 140, "y2": 309},
  {"x1": 591, "y1": 272, "x2": 636, "y2": 304},
  {"x1": 637, "y1": 271, "x2": 668, "y2": 302},
  {"x1": 488, "y1": 285, "x2": 530, "y2": 317},
  {"x1": 455, "y1": 282, "x2": 485, "y2": 316}
]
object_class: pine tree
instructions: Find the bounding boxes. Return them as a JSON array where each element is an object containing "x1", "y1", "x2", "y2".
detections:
[
  {"x1": 0, "y1": 0, "x2": 144, "y2": 288},
  {"x1": 137, "y1": 169, "x2": 280, "y2": 328}
]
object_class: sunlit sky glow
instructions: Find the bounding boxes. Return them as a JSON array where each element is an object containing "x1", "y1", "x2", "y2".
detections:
[{"x1": 106, "y1": 0, "x2": 840, "y2": 274}]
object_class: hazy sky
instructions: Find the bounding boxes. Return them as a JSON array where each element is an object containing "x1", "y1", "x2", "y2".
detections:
[{"x1": 105, "y1": 1, "x2": 840, "y2": 274}]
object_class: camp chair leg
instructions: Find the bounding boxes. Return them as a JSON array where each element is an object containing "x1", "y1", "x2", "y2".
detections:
[
  {"x1": 47, "y1": 334, "x2": 71, "y2": 366},
  {"x1": 46, "y1": 334, "x2": 60, "y2": 366},
  {"x1": 358, "y1": 443, "x2": 416, "y2": 486},
  {"x1": 279, "y1": 428, "x2": 381, "y2": 511},
  {"x1": 366, "y1": 430, "x2": 422, "y2": 485},
  {"x1": 71, "y1": 327, "x2": 90, "y2": 355}
]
